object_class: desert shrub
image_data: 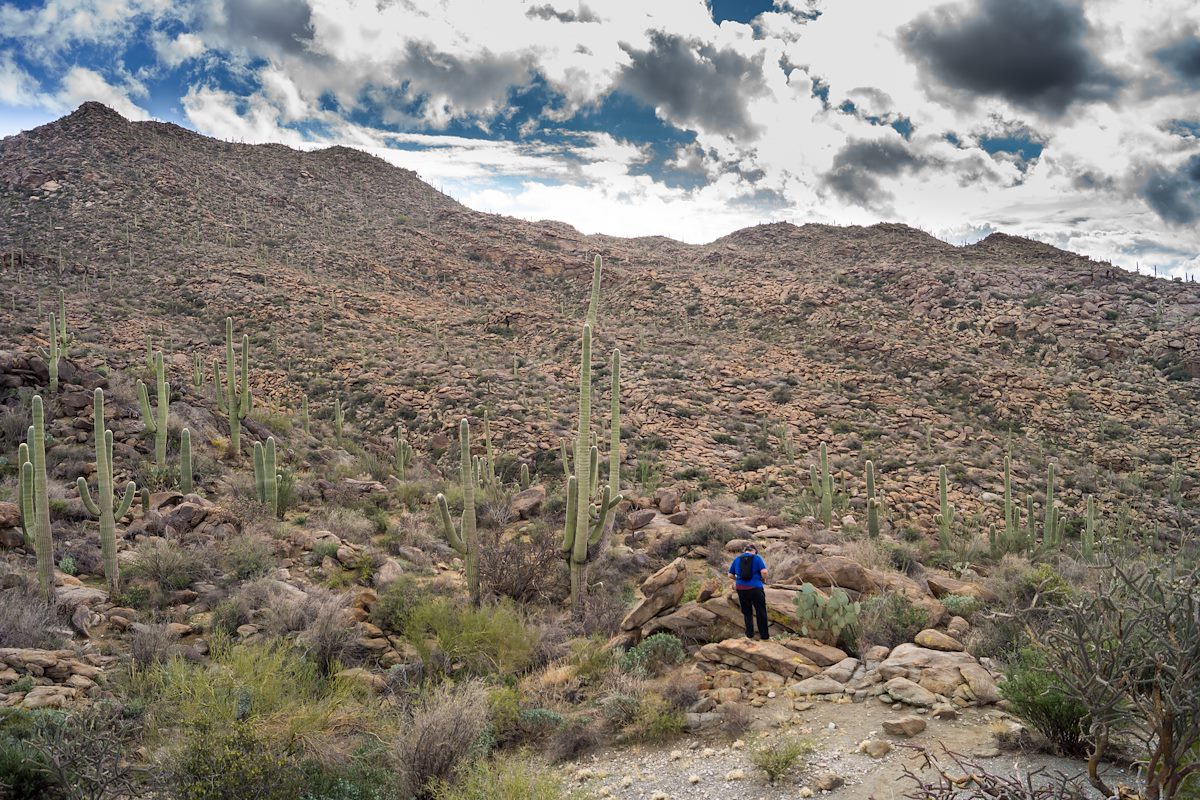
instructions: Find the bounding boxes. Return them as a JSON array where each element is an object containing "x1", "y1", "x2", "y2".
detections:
[
  {"x1": 295, "y1": 748, "x2": 397, "y2": 800},
  {"x1": 392, "y1": 681, "x2": 491, "y2": 798},
  {"x1": 404, "y1": 600, "x2": 537, "y2": 677},
  {"x1": 900, "y1": 748, "x2": 1087, "y2": 799},
  {"x1": 0, "y1": 581, "x2": 65, "y2": 649},
  {"x1": 162, "y1": 722, "x2": 298, "y2": 800},
  {"x1": 600, "y1": 693, "x2": 642, "y2": 729},
  {"x1": 1000, "y1": 647, "x2": 1088, "y2": 757},
  {"x1": 854, "y1": 592, "x2": 929, "y2": 654},
  {"x1": 621, "y1": 695, "x2": 685, "y2": 743},
  {"x1": 127, "y1": 539, "x2": 205, "y2": 592},
  {"x1": 21, "y1": 704, "x2": 147, "y2": 800},
  {"x1": 222, "y1": 535, "x2": 275, "y2": 581},
  {"x1": 545, "y1": 719, "x2": 599, "y2": 762},
  {"x1": 718, "y1": 702, "x2": 753, "y2": 738},
  {"x1": 619, "y1": 633, "x2": 686, "y2": 677},
  {"x1": 0, "y1": 710, "x2": 56, "y2": 800},
  {"x1": 660, "y1": 674, "x2": 700, "y2": 710},
  {"x1": 431, "y1": 758, "x2": 572, "y2": 800},
  {"x1": 749, "y1": 736, "x2": 814, "y2": 785},
  {"x1": 209, "y1": 597, "x2": 250, "y2": 637},
  {"x1": 478, "y1": 525, "x2": 563, "y2": 604},
  {"x1": 370, "y1": 582, "x2": 423, "y2": 634},
  {"x1": 307, "y1": 507, "x2": 374, "y2": 545},
  {"x1": 567, "y1": 637, "x2": 616, "y2": 684},
  {"x1": 570, "y1": 582, "x2": 628, "y2": 637},
  {"x1": 940, "y1": 594, "x2": 980, "y2": 619},
  {"x1": 298, "y1": 593, "x2": 358, "y2": 676},
  {"x1": 130, "y1": 623, "x2": 176, "y2": 668}
]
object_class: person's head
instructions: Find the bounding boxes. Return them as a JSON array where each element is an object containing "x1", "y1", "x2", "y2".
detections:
[{"x1": 743, "y1": 544, "x2": 757, "y2": 555}]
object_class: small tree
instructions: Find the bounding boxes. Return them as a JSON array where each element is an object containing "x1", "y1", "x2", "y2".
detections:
[{"x1": 1037, "y1": 559, "x2": 1199, "y2": 800}]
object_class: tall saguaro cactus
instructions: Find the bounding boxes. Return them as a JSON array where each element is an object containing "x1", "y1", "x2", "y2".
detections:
[
  {"x1": 607, "y1": 348, "x2": 621, "y2": 531},
  {"x1": 437, "y1": 419, "x2": 479, "y2": 606},
  {"x1": 936, "y1": 465, "x2": 955, "y2": 550},
  {"x1": 43, "y1": 313, "x2": 61, "y2": 393},
  {"x1": 77, "y1": 389, "x2": 136, "y2": 596},
  {"x1": 253, "y1": 437, "x2": 279, "y2": 517},
  {"x1": 1081, "y1": 494, "x2": 1096, "y2": 560},
  {"x1": 1043, "y1": 463, "x2": 1061, "y2": 548},
  {"x1": 215, "y1": 317, "x2": 252, "y2": 458},
  {"x1": 482, "y1": 411, "x2": 497, "y2": 489},
  {"x1": 19, "y1": 396, "x2": 54, "y2": 600},
  {"x1": 55, "y1": 290, "x2": 71, "y2": 357},
  {"x1": 586, "y1": 254, "x2": 602, "y2": 329},
  {"x1": 562, "y1": 324, "x2": 619, "y2": 606},
  {"x1": 809, "y1": 442, "x2": 833, "y2": 528},
  {"x1": 179, "y1": 428, "x2": 193, "y2": 494},
  {"x1": 394, "y1": 435, "x2": 413, "y2": 480},
  {"x1": 138, "y1": 350, "x2": 170, "y2": 465},
  {"x1": 865, "y1": 459, "x2": 881, "y2": 538}
]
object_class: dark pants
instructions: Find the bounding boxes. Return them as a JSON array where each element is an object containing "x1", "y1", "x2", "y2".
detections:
[{"x1": 737, "y1": 587, "x2": 769, "y2": 640}]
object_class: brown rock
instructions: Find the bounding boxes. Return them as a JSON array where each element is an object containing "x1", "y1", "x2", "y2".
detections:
[
  {"x1": 883, "y1": 677, "x2": 938, "y2": 707},
  {"x1": 697, "y1": 638, "x2": 821, "y2": 680},
  {"x1": 883, "y1": 715, "x2": 927, "y2": 737},
  {"x1": 815, "y1": 773, "x2": 845, "y2": 791},
  {"x1": 509, "y1": 485, "x2": 546, "y2": 519},
  {"x1": 926, "y1": 574, "x2": 999, "y2": 603},
  {"x1": 621, "y1": 557, "x2": 688, "y2": 630},
  {"x1": 801, "y1": 557, "x2": 874, "y2": 593},
  {"x1": 959, "y1": 663, "x2": 1002, "y2": 705},
  {"x1": 626, "y1": 509, "x2": 657, "y2": 530},
  {"x1": 914, "y1": 629, "x2": 965, "y2": 652},
  {"x1": 0, "y1": 503, "x2": 19, "y2": 529},
  {"x1": 860, "y1": 739, "x2": 892, "y2": 758},
  {"x1": 782, "y1": 637, "x2": 847, "y2": 667}
]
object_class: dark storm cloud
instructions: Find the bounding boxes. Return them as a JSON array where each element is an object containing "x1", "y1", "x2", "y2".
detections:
[
  {"x1": 213, "y1": 0, "x2": 313, "y2": 54},
  {"x1": 1139, "y1": 155, "x2": 1200, "y2": 225},
  {"x1": 617, "y1": 32, "x2": 768, "y2": 139},
  {"x1": 525, "y1": 4, "x2": 600, "y2": 23},
  {"x1": 823, "y1": 138, "x2": 926, "y2": 206},
  {"x1": 386, "y1": 41, "x2": 534, "y2": 121},
  {"x1": 899, "y1": 0, "x2": 1122, "y2": 116},
  {"x1": 1154, "y1": 30, "x2": 1200, "y2": 88}
]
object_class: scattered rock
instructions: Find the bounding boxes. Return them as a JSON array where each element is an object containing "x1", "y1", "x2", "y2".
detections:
[
  {"x1": 882, "y1": 715, "x2": 927, "y2": 737},
  {"x1": 914, "y1": 629, "x2": 965, "y2": 652}
]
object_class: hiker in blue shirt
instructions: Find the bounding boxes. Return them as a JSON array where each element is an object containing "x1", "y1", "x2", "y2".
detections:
[{"x1": 728, "y1": 543, "x2": 769, "y2": 640}]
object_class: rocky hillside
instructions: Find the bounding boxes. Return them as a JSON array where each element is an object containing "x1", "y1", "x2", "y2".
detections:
[{"x1": 1, "y1": 102, "x2": 1198, "y2": 539}]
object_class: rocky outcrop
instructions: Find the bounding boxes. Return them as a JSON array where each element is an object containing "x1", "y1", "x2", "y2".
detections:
[
  {"x1": 621, "y1": 558, "x2": 689, "y2": 631},
  {"x1": 697, "y1": 638, "x2": 822, "y2": 681},
  {"x1": 0, "y1": 648, "x2": 113, "y2": 710}
]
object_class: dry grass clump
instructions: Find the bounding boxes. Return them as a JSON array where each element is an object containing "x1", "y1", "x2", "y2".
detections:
[
  {"x1": 392, "y1": 680, "x2": 491, "y2": 797},
  {"x1": 0, "y1": 578, "x2": 65, "y2": 649}
]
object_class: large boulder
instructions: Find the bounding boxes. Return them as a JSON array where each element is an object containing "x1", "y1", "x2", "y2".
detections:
[
  {"x1": 926, "y1": 574, "x2": 999, "y2": 603},
  {"x1": 509, "y1": 485, "x2": 546, "y2": 519},
  {"x1": 0, "y1": 502, "x2": 20, "y2": 529},
  {"x1": 800, "y1": 557, "x2": 875, "y2": 594},
  {"x1": 621, "y1": 558, "x2": 688, "y2": 631},
  {"x1": 697, "y1": 638, "x2": 822, "y2": 680}
]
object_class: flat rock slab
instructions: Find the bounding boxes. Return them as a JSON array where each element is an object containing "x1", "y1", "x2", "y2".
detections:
[{"x1": 882, "y1": 715, "x2": 927, "y2": 737}]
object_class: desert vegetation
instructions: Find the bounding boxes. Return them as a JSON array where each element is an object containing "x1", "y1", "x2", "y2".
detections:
[{"x1": 0, "y1": 103, "x2": 1197, "y2": 799}]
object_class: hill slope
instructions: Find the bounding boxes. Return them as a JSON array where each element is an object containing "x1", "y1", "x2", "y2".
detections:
[{"x1": 1, "y1": 102, "x2": 1198, "y2": 537}]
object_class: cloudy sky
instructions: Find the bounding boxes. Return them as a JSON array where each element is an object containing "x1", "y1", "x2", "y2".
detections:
[{"x1": 2, "y1": 0, "x2": 1200, "y2": 276}]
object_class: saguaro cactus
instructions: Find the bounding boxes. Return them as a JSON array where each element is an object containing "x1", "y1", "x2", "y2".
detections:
[
  {"x1": 77, "y1": 389, "x2": 136, "y2": 596},
  {"x1": 179, "y1": 428, "x2": 193, "y2": 494},
  {"x1": 55, "y1": 290, "x2": 71, "y2": 357},
  {"x1": 809, "y1": 442, "x2": 833, "y2": 527},
  {"x1": 436, "y1": 419, "x2": 479, "y2": 606},
  {"x1": 482, "y1": 411, "x2": 497, "y2": 489},
  {"x1": 191, "y1": 353, "x2": 204, "y2": 387},
  {"x1": 300, "y1": 395, "x2": 310, "y2": 436},
  {"x1": 394, "y1": 435, "x2": 413, "y2": 480},
  {"x1": 936, "y1": 465, "x2": 955, "y2": 550},
  {"x1": 253, "y1": 437, "x2": 279, "y2": 517},
  {"x1": 586, "y1": 254, "x2": 602, "y2": 329},
  {"x1": 1043, "y1": 463, "x2": 1061, "y2": 548},
  {"x1": 138, "y1": 350, "x2": 170, "y2": 465},
  {"x1": 43, "y1": 313, "x2": 60, "y2": 393},
  {"x1": 1081, "y1": 494, "x2": 1096, "y2": 560},
  {"x1": 562, "y1": 324, "x2": 619, "y2": 606},
  {"x1": 19, "y1": 396, "x2": 54, "y2": 600},
  {"x1": 608, "y1": 349, "x2": 621, "y2": 529},
  {"x1": 214, "y1": 317, "x2": 252, "y2": 458},
  {"x1": 333, "y1": 396, "x2": 344, "y2": 445},
  {"x1": 865, "y1": 459, "x2": 881, "y2": 538}
]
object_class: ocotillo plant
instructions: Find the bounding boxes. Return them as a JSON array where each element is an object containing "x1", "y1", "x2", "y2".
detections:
[
  {"x1": 253, "y1": 438, "x2": 280, "y2": 517},
  {"x1": 394, "y1": 435, "x2": 413, "y2": 480},
  {"x1": 936, "y1": 465, "x2": 955, "y2": 550},
  {"x1": 214, "y1": 317, "x2": 252, "y2": 458},
  {"x1": 436, "y1": 419, "x2": 479, "y2": 606},
  {"x1": 19, "y1": 396, "x2": 54, "y2": 600},
  {"x1": 76, "y1": 389, "x2": 136, "y2": 596},
  {"x1": 809, "y1": 442, "x2": 833, "y2": 527},
  {"x1": 865, "y1": 459, "x2": 881, "y2": 538},
  {"x1": 562, "y1": 324, "x2": 619, "y2": 606},
  {"x1": 137, "y1": 350, "x2": 170, "y2": 465},
  {"x1": 179, "y1": 428, "x2": 193, "y2": 494}
]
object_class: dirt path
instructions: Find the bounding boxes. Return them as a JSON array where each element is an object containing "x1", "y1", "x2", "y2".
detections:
[{"x1": 559, "y1": 698, "x2": 1138, "y2": 800}]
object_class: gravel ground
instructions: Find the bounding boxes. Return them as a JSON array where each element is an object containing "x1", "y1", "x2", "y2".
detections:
[{"x1": 555, "y1": 697, "x2": 1139, "y2": 800}]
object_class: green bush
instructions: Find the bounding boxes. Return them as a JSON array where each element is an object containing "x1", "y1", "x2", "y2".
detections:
[
  {"x1": 164, "y1": 722, "x2": 298, "y2": 800},
  {"x1": 127, "y1": 539, "x2": 205, "y2": 592},
  {"x1": 0, "y1": 712, "x2": 56, "y2": 800},
  {"x1": 223, "y1": 536, "x2": 275, "y2": 581},
  {"x1": 431, "y1": 758, "x2": 575, "y2": 800},
  {"x1": 749, "y1": 736, "x2": 814, "y2": 785},
  {"x1": 619, "y1": 633, "x2": 685, "y2": 677},
  {"x1": 622, "y1": 696, "x2": 685, "y2": 743},
  {"x1": 940, "y1": 594, "x2": 980, "y2": 619},
  {"x1": 854, "y1": 592, "x2": 929, "y2": 654},
  {"x1": 404, "y1": 600, "x2": 537, "y2": 677},
  {"x1": 296, "y1": 749, "x2": 398, "y2": 800},
  {"x1": 999, "y1": 647, "x2": 1088, "y2": 757}
]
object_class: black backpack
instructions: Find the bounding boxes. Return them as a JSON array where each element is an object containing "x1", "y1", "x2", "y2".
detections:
[{"x1": 737, "y1": 553, "x2": 756, "y2": 581}]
